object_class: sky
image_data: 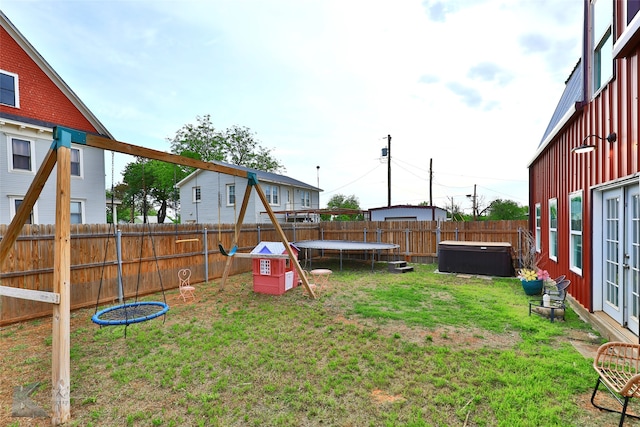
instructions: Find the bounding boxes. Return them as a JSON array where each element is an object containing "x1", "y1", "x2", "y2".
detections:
[{"x1": 1, "y1": 0, "x2": 583, "y2": 212}]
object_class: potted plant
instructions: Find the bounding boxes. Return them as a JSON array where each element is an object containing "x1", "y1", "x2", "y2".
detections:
[{"x1": 518, "y1": 268, "x2": 548, "y2": 295}]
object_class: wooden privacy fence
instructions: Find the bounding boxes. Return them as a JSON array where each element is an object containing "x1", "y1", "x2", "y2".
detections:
[{"x1": 0, "y1": 220, "x2": 527, "y2": 325}]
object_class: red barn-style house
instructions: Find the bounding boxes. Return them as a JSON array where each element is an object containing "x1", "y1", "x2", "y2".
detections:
[{"x1": 529, "y1": 0, "x2": 640, "y2": 339}]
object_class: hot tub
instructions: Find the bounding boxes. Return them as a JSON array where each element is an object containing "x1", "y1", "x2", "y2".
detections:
[{"x1": 438, "y1": 241, "x2": 514, "y2": 277}]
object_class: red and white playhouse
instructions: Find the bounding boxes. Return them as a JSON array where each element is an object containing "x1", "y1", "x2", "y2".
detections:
[{"x1": 251, "y1": 242, "x2": 299, "y2": 295}]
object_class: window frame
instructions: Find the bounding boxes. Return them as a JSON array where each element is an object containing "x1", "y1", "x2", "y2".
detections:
[
  {"x1": 70, "y1": 200, "x2": 85, "y2": 224},
  {"x1": 549, "y1": 198, "x2": 558, "y2": 262},
  {"x1": 264, "y1": 184, "x2": 280, "y2": 206},
  {"x1": 0, "y1": 69, "x2": 19, "y2": 108},
  {"x1": 192, "y1": 186, "x2": 201, "y2": 203},
  {"x1": 70, "y1": 147, "x2": 83, "y2": 178},
  {"x1": 9, "y1": 196, "x2": 37, "y2": 224},
  {"x1": 569, "y1": 191, "x2": 583, "y2": 274},
  {"x1": 592, "y1": 0, "x2": 614, "y2": 94},
  {"x1": 226, "y1": 184, "x2": 235, "y2": 206},
  {"x1": 535, "y1": 203, "x2": 542, "y2": 252},
  {"x1": 301, "y1": 190, "x2": 311, "y2": 208},
  {"x1": 8, "y1": 136, "x2": 35, "y2": 173}
]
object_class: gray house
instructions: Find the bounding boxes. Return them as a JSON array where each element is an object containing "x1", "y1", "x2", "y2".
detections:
[
  {"x1": 0, "y1": 11, "x2": 112, "y2": 225},
  {"x1": 176, "y1": 163, "x2": 321, "y2": 224},
  {"x1": 369, "y1": 205, "x2": 448, "y2": 222}
]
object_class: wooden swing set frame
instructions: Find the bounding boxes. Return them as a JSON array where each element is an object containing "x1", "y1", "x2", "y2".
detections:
[{"x1": 0, "y1": 126, "x2": 315, "y2": 425}]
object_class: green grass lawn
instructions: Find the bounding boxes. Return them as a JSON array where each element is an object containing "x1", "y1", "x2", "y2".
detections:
[{"x1": 0, "y1": 262, "x2": 634, "y2": 426}]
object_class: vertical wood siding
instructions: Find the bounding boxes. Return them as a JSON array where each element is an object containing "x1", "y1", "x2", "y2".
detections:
[{"x1": 530, "y1": 45, "x2": 640, "y2": 312}]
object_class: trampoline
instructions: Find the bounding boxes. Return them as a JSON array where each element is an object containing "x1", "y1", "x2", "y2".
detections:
[{"x1": 294, "y1": 240, "x2": 399, "y2": 270}]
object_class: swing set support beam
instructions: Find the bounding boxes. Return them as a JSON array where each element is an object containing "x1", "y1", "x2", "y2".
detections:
[{"x1": 0, "y1": 125, "x2": 315, "y2": 426}]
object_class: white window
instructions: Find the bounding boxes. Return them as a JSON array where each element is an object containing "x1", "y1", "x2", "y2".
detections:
[
  {"x1": 549, "y1": 198, "x2": 558, "y2": 261},
  {"x1": 192, "y1": 186, "x2": 201, "y2": 203},
  {"x1": 227, "y1": 184, "x2": 235, "y2": 206},
  {"x1": 593, "y1": 0, "x2": 613, "y2": 93},
  {"x1": 9, "y1": 137, "x2": 34, "y2": 172},
  {"x1": 301, "y1": 190, "x2": 311, "y2": 208},
  {"x1": 70, "y1": 200, "x2": 84, "y2": 224},
  {"x1": 535, "y1": 203, "x2": 541, "y2": 252},
  {"x1": 260, "y1": 259, "x2": 271, "y2": 275},
  {"x1": 0, "y1": 70, "x2": 19, "y2": 108},
  {"x1": 569, "y1": 192, "x2": 583, "y2": 273},
  {"x1": 70, "y1": 147, "x2": 82, "y2": 177},
  {"x1": 264, "y1": 185, "x2": 279, "y2": 205},
  {"x1": 9, "y1": 197, "x2": 37, "y2": 224}
]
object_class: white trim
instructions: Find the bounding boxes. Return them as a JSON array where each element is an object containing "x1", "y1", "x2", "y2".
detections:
[
  {"x1": 7, "y1": 135, "x2": 36, "y2": 174},
  {"x1": 70, "y1": 146, "x2": 84, "y2": 178},
  {"x1": 613, "y1": 5, "x2": 640, "y2": 58},
  {"x1": 549, "y1": 198, "x2": 558, "y2": 262},
  {"x1": 569, "y1": 190, "x2": 583, "y2": 276},
  {"x1": 535, "y1": 203, "x2": 542, "y2": 253},
  {"x1": 70, "y1": 200, "x2": 85, "y2": 224},
  {"x1": 527, "y1": 104, "x2": 577, "y2": 167},
  {"x1": 0, "y1": 69, "x2": 19, "y2": 108},
  {"x1": 192, "y1": 186, "x2": 201, "y2": 203},
  {"x1": 8, "y1": 195, "x2": 38, "y2": 224},
  {"x1": 226, "y1": 183, "x2": 235, "y2": 206}
]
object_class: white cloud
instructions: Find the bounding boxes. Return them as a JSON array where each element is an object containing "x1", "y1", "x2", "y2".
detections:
[{"x1": 2, "y1": 0, "x2": 583, "y2": 211}]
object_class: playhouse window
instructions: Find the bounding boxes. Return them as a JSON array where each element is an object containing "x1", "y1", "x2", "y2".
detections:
[
  {"x1": 260, "y1": 259, "x2": 271, "y2": 275},
  {"x1": 569, "y1": 192, "x2": 583, "y2": 273},
  {"x1": 549, "y1": 198, "x2": 558, "y2": 261}
]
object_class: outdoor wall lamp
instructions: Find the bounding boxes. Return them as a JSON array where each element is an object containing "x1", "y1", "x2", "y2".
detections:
[{"x1": 571, "y1": 132, "x2": 617, "y2": 154}]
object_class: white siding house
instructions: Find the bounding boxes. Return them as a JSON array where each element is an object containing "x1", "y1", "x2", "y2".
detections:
[
  {"x1": 176, "y1": 163, "x2": 321, "y2": 224},
  {"x1": 0, "y1": 11, "x2": 113, "y2": 225},
  {"x1": 369, "y1": 205, "x2": 448, "y2": 222}
]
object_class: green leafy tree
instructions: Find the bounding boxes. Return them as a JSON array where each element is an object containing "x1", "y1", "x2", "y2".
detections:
[
  {"x1": 120, "y1": 159, "x2": 189, "y2": 223},
  {"x1": 168, "y1": 115, "x2": 285, "y2": 173},
  {"x1": 321, "y1": 194, "x2": 363, "y2": 221},
  {"x1": 487, "y1": 199, "x2": 528, "y2": 220}
]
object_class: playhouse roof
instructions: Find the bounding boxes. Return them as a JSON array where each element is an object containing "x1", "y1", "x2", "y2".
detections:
[{"x1": 251, "y1": 241, "x2": 298, "y2": 255}]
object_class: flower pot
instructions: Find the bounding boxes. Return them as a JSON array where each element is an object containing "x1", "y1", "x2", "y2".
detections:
[{"x1": 521, "y1": 279, "x2": 544, "y2": 296}]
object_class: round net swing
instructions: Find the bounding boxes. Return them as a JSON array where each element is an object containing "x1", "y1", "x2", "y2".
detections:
[
  {"x1": 92, "y1": 155, "x2": 169, "y2": 331},
  {"x1": 92, "y1": 301, "x2": 169, "y2": 326}
]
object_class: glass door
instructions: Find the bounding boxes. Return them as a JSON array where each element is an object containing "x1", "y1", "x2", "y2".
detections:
[
  {"x1": 603, "y1": 189, "x2": 623, "y2": 323},
  {"x1": 625, "y1": 187, "x2": 640, "y2": 335}
]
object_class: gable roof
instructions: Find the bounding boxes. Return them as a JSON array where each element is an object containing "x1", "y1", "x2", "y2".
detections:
[
  {"x1": 538, "y1": 60, "x2": 583, "y2": 147},
  {"x1": 0, "y1": 11, "x2": 113, "y2": 138},
  {"x1": 176, "y1": 160, "x2": 321, "y2": 192}
]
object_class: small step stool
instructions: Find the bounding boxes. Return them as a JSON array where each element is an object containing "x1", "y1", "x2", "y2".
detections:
[{"x1": 388, "y1": 261, "x2": 414, "y2": 274}]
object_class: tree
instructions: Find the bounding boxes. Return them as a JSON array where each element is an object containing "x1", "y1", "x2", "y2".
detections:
[
  {"x1": 321, "y1": 194, "x2": 363, "y2": 221},
  {"x1": 120, "y1": 159, "x2": 187, "y2": 223},
  {"x1": 486, "y1": 199, "x2": 528, "y2": 220},
  {"x1": 168, "y1": 115, "x2": 285, "y2": 173}
]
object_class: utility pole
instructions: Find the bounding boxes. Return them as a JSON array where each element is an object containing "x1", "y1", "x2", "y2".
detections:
[
  {"x1": 466, "y1": 184, "x2": 477, "y2": 221},
  {"x1": 429, "y1": 158, "x2": 433, "y2": 205},
  {"x1": 387, "y1": 134, "x2": 391, "y2": 207}
]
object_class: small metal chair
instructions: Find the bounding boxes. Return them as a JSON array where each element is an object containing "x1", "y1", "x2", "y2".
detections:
[{"x1": 178, "y1": 268, "x2": 195, "y2": 302}]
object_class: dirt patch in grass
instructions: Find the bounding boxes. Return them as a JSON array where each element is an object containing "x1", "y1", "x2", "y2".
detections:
[{"x1": 0, "y1": 265, "x2": 637, "y2": 426}]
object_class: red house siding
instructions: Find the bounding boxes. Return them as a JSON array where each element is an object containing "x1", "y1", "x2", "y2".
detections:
[
  {"x1": 530, "y1": 45, "x2": 640, "y2": 313},
  {"x1": 0, "y1": 26, "x2": 98, "y2": 133}
]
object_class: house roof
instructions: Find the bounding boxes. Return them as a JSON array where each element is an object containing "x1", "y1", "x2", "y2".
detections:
[
  {"x1": 538, "y1": 60, "x2": 583, "y2": 147},
  {"x1": 0, "y1": 11, "x2": 113, "y2": 138},
  {"x1": 175, "y1": 160, "x2": 321, "y2": 192},
  {"x1": 368, "y1": 204, "x2": 447, "y2": 212}
]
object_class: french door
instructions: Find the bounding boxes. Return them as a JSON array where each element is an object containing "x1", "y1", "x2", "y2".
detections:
[{"x1": 602, "y1": 186, "x2": 640, "y2": 334}]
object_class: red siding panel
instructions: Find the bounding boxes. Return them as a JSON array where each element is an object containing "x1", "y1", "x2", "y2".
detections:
[
  {"x1": 0, "y1": 26, "x2": 98, "y2": 133},
  {"x1": 530, "y1": 45, "x2": 640, "y2": 312}
]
